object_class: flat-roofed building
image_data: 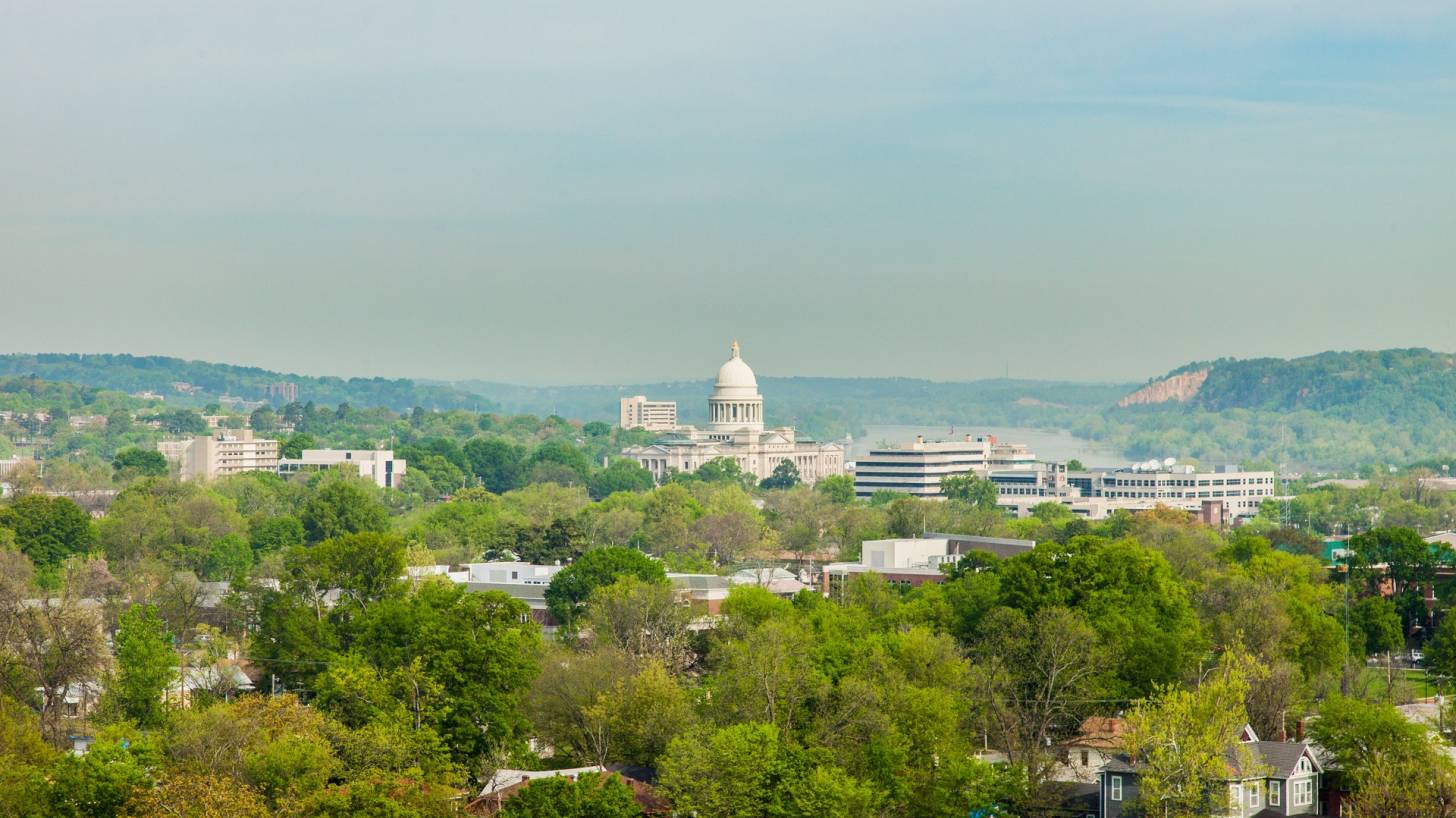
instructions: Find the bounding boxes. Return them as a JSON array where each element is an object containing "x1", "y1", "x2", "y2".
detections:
[
  {"x1": 619, "y1": 396, "x2": 679, "y2": 431},
  {"x1": 823, "y1": 534, "x2": 1035, "y2": 595},
  {"x1": 278, "y1": 449, "x2": 406, "y2": 489},
  {"x1": 1068, "y1": 463, "x2": 1276, "y2": 518},
  {"x1": 158, "y1": 430, "x2": 280, "y2": 481},
  {"x1": 853, "y1": 434, "x2": 1036, "y2": 499}
]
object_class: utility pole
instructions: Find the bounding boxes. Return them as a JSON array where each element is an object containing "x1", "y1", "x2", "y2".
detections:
[{"x1": 1342, "y1": 553, "x2": 1350, "y2": 697}]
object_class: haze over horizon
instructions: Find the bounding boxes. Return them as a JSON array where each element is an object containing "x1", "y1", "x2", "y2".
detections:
[{"x1": 5, "y1": 1, "x2": 1455, "y2": 385}]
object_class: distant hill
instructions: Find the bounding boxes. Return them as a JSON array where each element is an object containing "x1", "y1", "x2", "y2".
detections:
[
  {"x1": 1116, "y1": 349, "x2": 1456, "y2": 419},
  {"x1": 1096, "y1": 349, "x2": 1456, "y2": 469},
  {"x1": 452, "y1": 377, "x2": 1134, "y2": 440},
  {"x1": 11, "y1": 348, "x2": 1456, "y2": 470},
  {"x1": 0, "y1": 354, "x2": 494, "y2": 413}
]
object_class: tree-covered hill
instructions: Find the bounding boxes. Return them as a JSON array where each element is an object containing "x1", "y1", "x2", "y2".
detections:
[
  {"x1": 0, "y1": 354, "x2": 494, "y2": 412},
  {"x1": 453, "y1": 377, "x2": 1134, "y2": 440},
  {"x1": 1096, "y1": 349, "x2": 1456, "y2": 469}
]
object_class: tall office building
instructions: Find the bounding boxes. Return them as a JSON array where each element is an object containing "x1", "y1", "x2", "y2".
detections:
[
  {"x1": 158, "y1": 429, "x2": 280, "y2": 481},
  {"x1": 619, "y1": 395, "x2": 679, "y2": 431}
]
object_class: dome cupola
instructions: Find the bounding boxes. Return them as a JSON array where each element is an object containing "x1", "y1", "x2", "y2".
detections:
[{"x1": 708, "y1": 340, "x2": 764, "y2": 432}]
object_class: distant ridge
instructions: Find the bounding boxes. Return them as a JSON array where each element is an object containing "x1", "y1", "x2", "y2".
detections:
[
  {"x1": 0, "y1": 353, "x2": 494, "y2": 413},
  {"x1": 11, "y1": 348, "x2": 1456, "y2": 470},
  {"x1": 1115, "y1": 348, "x2": 1456, "y2": 419}
]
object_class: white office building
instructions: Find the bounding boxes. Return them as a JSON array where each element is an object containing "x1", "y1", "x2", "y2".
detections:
[
  {"x1": 619, "y1": 396, "x2": 679, "y2": 431},
  {"x1": 158, "y1": 430, "x2": 280, "y2": 481},
  {"x1": 1067, "y1": 463, "x2": 1276, "y2": 517},
  {"x1": 278, "y1": 449, "x2": 406, "y2": 489},
  {"x1": 853, "y1": 434, "x2": 1037, "y2": 499},
  {"x1": 989, "y1": 462, "x2": 1277, "y2": 520}
]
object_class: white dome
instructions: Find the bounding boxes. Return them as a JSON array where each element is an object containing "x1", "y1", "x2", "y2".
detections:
[{"x1": 714, "y1": 341, "x2": 758, "y2": 391}]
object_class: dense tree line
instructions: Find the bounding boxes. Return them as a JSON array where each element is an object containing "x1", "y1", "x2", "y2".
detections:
[{"x1": 2, "y1": 440, "x2": 1453, "y2": 816}]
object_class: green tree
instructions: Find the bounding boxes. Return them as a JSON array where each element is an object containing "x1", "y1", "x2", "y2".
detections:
[
  {"x1": 584, "y1": 577, "x2": 693, "y2": 671},
  {"x1": 249, "y1": 515, "x2": 305, "y2": 554},
  {"x1": 1350, "y1": 527, "x2": 1436, "y2": 598},
  {"x1": 350, "y1": 582, "x2": 541, "y2": 764},
  {"x1": 526, "y1": 441, "x2": 591, "y2": 485},
  {"x1": 249, "y1": 407, "x2": 278, "y2": 434},
  {"x1": 709, "y1": 618, "x2": 827, "y2": 736},
  {"x1": 300, "y1": 479, "x2": 388, "y2": 542},
  {"x1": 658, "y1": 723, "x2": 875, "y2": 818},
  {"x1": 1122, "y1": 650, "x2": 1264, "y2": 818},
  {"x1": 96, "y1": 479, "x2": 245, "y2": 571},
  {"x1": 280, "y1": 433, "x2": 316, "y2": 460},
  {"x1": 587, "y1": 459, "x2": 655, "y2": 499},
  {"x1": 201, "y1": 533, "x2": 252, "y2": 581},
  {"x1": 759, "y1": 460, "x2": 801, "y2": 490},
  {"x1": 1341, "y1": 753, "x2": 1456, "y2": 818},
  {"x1": 120, "y1": 771, "x2": 270, "y2": 818},
  {"x1": 0, "y1": 495, "x2": 94, "y2": 568},
  {"x1": 1311, "y1": 695, "x2": 1442, "y2": 777},
  {"x1": 939, "y1": 473, "x2": 998, "y2": 509},
  {"x1": 686, "y1": 457, "x2": 753, "y2": 489},
  {"x1": 45, "y1": 735, "x2": 156, "y2": 818},
  {"x1": 100, "y1": 605, "x2": 176, "y2": 728},
  {"x1": 496, "y1": 773, "x2": 644, "y2": 818},
  {"x1": 996, "y1": 536, "x2": 1205, "y2": 696},
  {"x1": 1352, "y1": 596, "x2": 1405, "y2": 658},
  {"x1": 464, "y1": 438, "x2": 526, "y2": 494},
  {"x1": 305, "y1": 532, "x2": 407, "y2": 610},
  {"x1": 813, "y1": 473, "x2": 855, "y2": 504},
  {"x1": 290, "y1": 775, "x2": 460, "y2": 818},
  {"x1": 111, "y1": 448, "x2": 169, "y2": 480},
  {"x1": 970, "y1": 606, "x2": 1107, "y2": 799},
  {"x1": 545, "y1": 547, "x2": 666, "y2": 628}
]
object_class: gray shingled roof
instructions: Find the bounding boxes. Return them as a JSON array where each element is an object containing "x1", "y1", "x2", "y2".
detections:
[
  {"x1": 1100, "y1": 741, "x2": 1317, "y2": 780},
  {"x1": 1247, "y1": 741, "x2": 1317, "y2": 779}
]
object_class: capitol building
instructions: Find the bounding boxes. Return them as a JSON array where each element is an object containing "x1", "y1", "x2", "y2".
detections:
[{"x1": 621, "y1": 342, "x2": 847, "y2": 485}]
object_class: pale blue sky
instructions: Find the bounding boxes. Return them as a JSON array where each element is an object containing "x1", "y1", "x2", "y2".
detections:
[{"x1": 2, "y1": 1, "x2": 1454, "y2": 384}]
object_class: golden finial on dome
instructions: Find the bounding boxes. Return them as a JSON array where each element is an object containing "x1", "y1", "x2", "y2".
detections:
[{"x1": 731, "y1": 339, "x2": 740, "y2": 358}]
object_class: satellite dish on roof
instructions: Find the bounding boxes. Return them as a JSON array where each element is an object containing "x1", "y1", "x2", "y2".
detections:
[{"x1": 1164, "y1": 457, "x2": 1177, "y2": 467}]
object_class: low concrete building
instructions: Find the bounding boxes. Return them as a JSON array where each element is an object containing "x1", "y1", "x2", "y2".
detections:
[
  {"x1": 822, "y1": 535, "x2": 1035, "y2": 596},
  {"x1": 1068, "y1": 463, "x2": 1277, "y2": 519},
  {"x1": 278, "y1": 449, "x2": 406, "y2": 489}
]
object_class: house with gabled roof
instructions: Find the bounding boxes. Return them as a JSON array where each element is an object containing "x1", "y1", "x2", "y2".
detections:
[{"x1": 1097, "y1": 724, "x2": 1327, "y2": 817}]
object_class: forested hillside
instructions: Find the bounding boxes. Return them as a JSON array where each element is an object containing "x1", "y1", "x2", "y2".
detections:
[
  {"x1": 0, "y1": 354, "x2": 493, "y2": 412},
  {"x1": 1095, "y1": 349, "x2": 1456, "y2": 469},
  {"x1": 455, "y1": 377, "x2": 1132, "y2": 440},
  {"x1": 14, "y1": 348, "x2": 1456, "y2": 470}
]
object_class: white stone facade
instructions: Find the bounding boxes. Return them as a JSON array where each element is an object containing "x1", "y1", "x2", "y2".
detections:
[{"x1": 621, "y1": 342, "x2": 846, "y2": 485}]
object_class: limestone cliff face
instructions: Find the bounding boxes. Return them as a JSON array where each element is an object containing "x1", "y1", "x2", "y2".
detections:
[{"x1": 1117, "y1": 369, "x2": 1209, "y2": 407}]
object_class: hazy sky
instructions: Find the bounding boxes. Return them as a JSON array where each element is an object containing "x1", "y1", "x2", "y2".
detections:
[{"x1": 3, "y1": 2, "x2": 1455, "y2": 385}]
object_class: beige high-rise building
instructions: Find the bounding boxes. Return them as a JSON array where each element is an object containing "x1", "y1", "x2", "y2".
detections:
[
  {"x1": 158, "y1": 429, "x2": 280, "y2": 481},
  {"x1": 619, "y1": 396, "x2": 678, "y2": 431}
]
